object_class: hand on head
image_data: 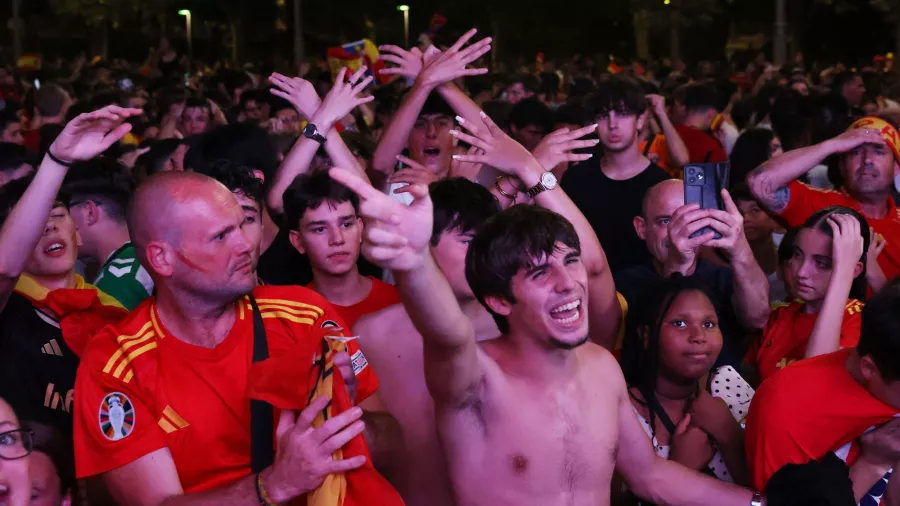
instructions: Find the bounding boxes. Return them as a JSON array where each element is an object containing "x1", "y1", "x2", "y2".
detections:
[
  {"x1": 827, "y1": 213, "x2": 864, "y2": 276},
  {"x1": 830, "y1": 128, "x2": 885, "y2": 154},
  {"x1": 329, "y1": 167, "x2": 432, "y2": 272}
]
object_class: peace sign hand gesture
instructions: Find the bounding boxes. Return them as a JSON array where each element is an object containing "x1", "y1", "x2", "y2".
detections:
[
  {"x1": 49, "y1": 105, "x2": 143, "y2": 165},
  {"x1": 329, "y1": 167, "x2": 433, "y2": 272}
]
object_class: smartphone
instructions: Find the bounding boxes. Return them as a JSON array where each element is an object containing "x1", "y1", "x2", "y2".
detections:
[{"x1": 683, "y1": 162, "x2": 730, "y2": 239}]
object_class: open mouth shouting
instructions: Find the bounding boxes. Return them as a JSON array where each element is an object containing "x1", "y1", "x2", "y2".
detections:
[{"x1": 550, "y1": 299, "x2": 583, "y2": 326}]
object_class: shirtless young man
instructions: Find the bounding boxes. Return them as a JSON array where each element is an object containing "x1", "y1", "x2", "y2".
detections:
[{"x1": 331, "y1": 113, "x2": 764, "y2": 505}]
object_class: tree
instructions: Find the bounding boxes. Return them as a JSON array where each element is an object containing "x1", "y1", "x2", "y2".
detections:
[{"x1": 630, "y1": 0, "x2": 721, "y2": 61}]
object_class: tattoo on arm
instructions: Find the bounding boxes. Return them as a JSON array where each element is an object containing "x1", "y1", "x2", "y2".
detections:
[{"x1": 752, "y1": 172, "x2": 791, "y2": 214}]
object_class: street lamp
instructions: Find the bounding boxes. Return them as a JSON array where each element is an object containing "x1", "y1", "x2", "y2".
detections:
[
  {"x1": 179, "y1": 9, "x2": 193, "y2": 65},
  {"x1": 397, "y1": 5, "x2": 409, "y2": 49}
]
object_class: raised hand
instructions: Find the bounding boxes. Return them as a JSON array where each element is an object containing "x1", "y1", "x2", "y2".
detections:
[
  {"x1": 449, "y1": 145, "x2": 486, "y2": 181},
  {"x1": 329, "y1": 167, "x2": 433, "y2": 272},
  {"x1": 828, "y1": 213, "x2": 864, "y2": 276},
  {"x1": 313, "y1": 67, "x2": 375, "y2": 128},
  {"x1": 531, "y1": 124, "x2": 598, "y2": 171},
  {"x1": 828, "y1": 128, "x2": 885, "y2": 154},
  {"x1": 389, "y1": 155, "x2": 439, "y2": 194},
  {"x1": 450, "y1": 112, "x2": 538, "y2": 175},
  {"x1": 646, "y1": 94, "x2": 668, "y2": 118},
  {"x1": 49, "y1": 105, "x2": 142, "y2": 164},
  {"x1": 416, "y1": 29, "x2": 491, "y2": 90},
  {"x1": 665, "y1": 203, "x2": 716, "y2": 274},
  {"x1": 269, "y1": 73, "x2": 322, "y2": 118},
  {"x1": 703, "y1": 190, "x2": 752, "y2": 257},
  {"x1": 265, "y1": 396, "x2": 366, "y2": 501},
  {"x1": 378, "y1": 45, "x2": 425, "y2": 80}
]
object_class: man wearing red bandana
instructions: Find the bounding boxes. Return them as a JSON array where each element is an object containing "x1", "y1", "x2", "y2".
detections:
[
  {"x1": 748, "y1": 115, "x2": 900, "y2": 294},
  {"x1": 0, "y1": 105, "x2": 136, "y2": 436}
]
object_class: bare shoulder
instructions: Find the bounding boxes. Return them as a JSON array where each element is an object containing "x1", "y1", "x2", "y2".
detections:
[{"x1": 577, "y1": 342, "x2": 627, "y2": 391}]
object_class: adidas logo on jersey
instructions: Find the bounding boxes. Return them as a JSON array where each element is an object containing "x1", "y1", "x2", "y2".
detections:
[
  {"x1": 40, "y1": 339, "x2": 64, "y2": 356},
  {"x1": 43, "y1": 383, "x2": 73, "y2": 412}
]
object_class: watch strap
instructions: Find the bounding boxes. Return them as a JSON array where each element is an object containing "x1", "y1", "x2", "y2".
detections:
[
  {"x1": 525, "y1": 183, "x2": 546, "y2": 197},
  {"x1": 304, "y1": 124, "x2": 327, "y2": 144}
]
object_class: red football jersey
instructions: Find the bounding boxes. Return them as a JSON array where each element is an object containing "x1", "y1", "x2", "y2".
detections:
[
  {"x1": 308, "y1": 277, "x2": 401, "y2": 330},
  {"x1": 745, "y1": 348, "x2": 897, "y2": 491},
  {"x1": 747, "y1": 299, "x2": 863, "y2": 381},
  {"x1": 73, "y1": 285, "x2": 377, "y2": 492},
  {"x1": 778, "y1": 181, "x2": 900, "y2": 287},
  {"x1": 674, "y1": 124, "x2": 728, "y2": 164}
]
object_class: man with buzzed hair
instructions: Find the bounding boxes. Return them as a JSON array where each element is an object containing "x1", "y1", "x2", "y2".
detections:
[{"x1": 73, "y1": 170, "x2": 397, "y2": 504}]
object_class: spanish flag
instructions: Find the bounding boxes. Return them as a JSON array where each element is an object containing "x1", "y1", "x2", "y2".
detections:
[
  {"x1": 247, "y1": 327, "x2": 403, "y2": 506},
  {"x1": 327, "y1": 40, "x2": 389, "y2": 86},
  {"x1": 14, "y1": 274, "x2": 128, "y2": 356}
]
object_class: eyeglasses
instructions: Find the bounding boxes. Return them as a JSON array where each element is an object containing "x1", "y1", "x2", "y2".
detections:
[{"x1": 0, "y1": 428, "x2": 34, "y2": 460}]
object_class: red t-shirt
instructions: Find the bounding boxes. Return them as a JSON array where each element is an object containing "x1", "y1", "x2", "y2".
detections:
[
  {"x1": 746, "y1": 299, "x2": 863, "y2": 381},
  {"x1": 674, "y1": 124, "x2": 728, "y2": 163},
  {"x1": 308, "y1": 277, "x2": 401, "y2": 330},
  {"x1": 779, "y1": 181, "x2": 900, "y2": 285},
  {"x1": 745, "y1": 348, "x2": 897, "y2": 490},
  {"x1": 73, "y1": 285, "x2": 378, "y2": 491}
]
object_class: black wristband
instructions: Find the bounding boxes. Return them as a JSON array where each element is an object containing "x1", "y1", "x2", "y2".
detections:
[{"x1": 46, "y1": 150, "x2": 73, "y2": 168}]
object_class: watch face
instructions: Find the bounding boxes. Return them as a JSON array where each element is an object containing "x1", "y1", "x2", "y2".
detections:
[{"x1": 541, "y1": 171, "x2": 558, "y2": 189}]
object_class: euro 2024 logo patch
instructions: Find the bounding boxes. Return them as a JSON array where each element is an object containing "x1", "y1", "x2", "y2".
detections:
[{"x1": 99, "y1": 392, "x2": 135, "y2": 441}]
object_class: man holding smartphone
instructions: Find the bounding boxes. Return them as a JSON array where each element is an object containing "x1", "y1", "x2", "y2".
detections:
[{"x1": 616, "y1": 178, "x2": 771, "y2": 369}]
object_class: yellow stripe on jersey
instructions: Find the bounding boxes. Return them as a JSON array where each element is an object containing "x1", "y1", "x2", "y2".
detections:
[
  {"x1": 150, "y1": 307, "x2": 166, "y2": 339},
  {"x1": 261, "y1": 311, "x2": 315, "y2": 326},
  {"x1": 158, "y1": 417, "x2": 178, "y2": 434},
  {"x1": 255, "y1": 298, "x2": 324, "y2": 316},
  {"x1": 163, "y1": 406, "x2": 190, "y2": 429},
  {"x1": 257, "y1": 304, "x2": 321, "y2": 319},
  {"x1": 103, "y1": 322, "x2": 154, "y2": 374},
  {"x1": 112, "y1": 342, "x2": 158, "y2": 380}
]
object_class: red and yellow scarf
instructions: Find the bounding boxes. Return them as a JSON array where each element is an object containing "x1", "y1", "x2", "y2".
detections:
[
  {"x1": 14, "y1": 274, "x2": 128, "y2": 356},
  {"x1": 247, "y1": 327, "x2": 403, "y2": 506}
]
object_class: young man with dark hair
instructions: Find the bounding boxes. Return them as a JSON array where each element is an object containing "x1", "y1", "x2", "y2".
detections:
[
  {"x1": 0, "y1": 108, "x2": 24, "y2": 146},
  {"x1": 180, "y1": 97, "x2": 213, "y2": 137},
  {"x1": 63, "y1": 157, "x2": 152, "y2": 310},
  {"x1": 508, "y1": 97, "x2": 553, "y2": 152},
  {"x1": 0, "y1": 106, "x2": 136, "y2": 437},
  {"x1": 674, "y1": 83, "x2": 728, "y2": 163},
  {"x1": 24, "y1": 84, "x2": 73, "y2": 153},
  {"x1": 332, "y1": 110, "x2": 761, "y2": 506},
  {"x1": 748, "y1": 115, "x2": 900, "y2": 294},
  {"x1": 351, "y1": 176, "x2": 504, "y2": 506},
  {"x1": 561, "y1": 75, "x2": 669, "y2": 274},
  {"x1": 505, "y1": 73, "x2": 539, "y2": 104},
  {"x1": 239, "y1": 89, "x2": 270, "y2": 123},
  {"x1": 0, "y1": 142, "x2": 35, "y2": 188},
  {"x1": 283, "y1": 171, "x2": 400, "y2": 329},
  {"x1": 746, "y1": 279, "x2": 900, "y2": 503}
]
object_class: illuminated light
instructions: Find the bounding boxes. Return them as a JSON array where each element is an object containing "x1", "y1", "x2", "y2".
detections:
[
  {"x1": 178, "y1": 9, "x2": 190, "y2": 15},
  {"x1": 397, "y1": 5, "x2": 410, "y2": 11}
]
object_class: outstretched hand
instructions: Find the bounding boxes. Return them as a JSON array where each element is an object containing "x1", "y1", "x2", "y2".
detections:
[
  {"x1": 531, "y1": 124, "x2": 598, "y2": 171},
  {"x1": 314, "y1": 67, "x2": 375, "y2": 128},
  {"x1": 415, "y1": 29, "x2": 491, "y2": 89},
  {"x1": 450, "y1": 112, "x2": 539, "y2": 176},
  {"x1": 329, "y1": 167, "x2": 433, "y2": 272},
  {"x1": 269, "y1": 73, "x2": 322, "y2": 118},
  {"x1": 49, "y1": 105, "x2": 142, "y2": 164}
]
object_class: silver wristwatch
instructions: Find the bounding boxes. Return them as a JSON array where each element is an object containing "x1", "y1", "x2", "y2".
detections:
[{"x1": 524, "y1": 171, "x2": 558, "y2": 197}]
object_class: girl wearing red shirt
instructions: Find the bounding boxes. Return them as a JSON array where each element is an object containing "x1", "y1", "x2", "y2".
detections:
[{"x1": 747, "y1": 206, "x2": 869, "y2": 381}]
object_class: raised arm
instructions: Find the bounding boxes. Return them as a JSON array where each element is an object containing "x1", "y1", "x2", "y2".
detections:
[
  {"x1": 329, "y1": 167, "x2": 483, "y2": 406},
  {"x1": 267, "y1": 69, "x2": 374, "y2": 214},
  {"x1": 746, "y1": 128, "x2": 883, "y2": 213},
  {"x1": 451, "y1": 116, "x2": 622, "y2": 349},
  {"x1": 102, "y1": 398, "x2": 365, "y2": 506},
  {"x1": 647, "y1": 94, "x2": 690, "y2": 169},
  {"x1": 705, "y1": 191, "x2": 771, "y2": 329},
  {"x1": 0, "y1": 105, "x2": 141, "y2": 312},
  {"x1": 805, "y1": 214, "x2": 864, "y2": 358},
  {"x1": 372, "y1": 29, "x2": 490, "y2": 181}
]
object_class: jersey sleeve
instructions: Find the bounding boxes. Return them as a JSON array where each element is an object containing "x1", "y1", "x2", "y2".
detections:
[
  {"x1": 839, "y1": 301, "x2": 864, "y2": 348},
  {"x1": 778, "y1": 180, "x2": 834, "y2": 228},
  {"x1": 73, "y1": 337, "x2": 166, "y2": 478}
]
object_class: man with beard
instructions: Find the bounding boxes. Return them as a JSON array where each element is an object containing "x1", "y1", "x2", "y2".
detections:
[
  {"x1": 72, "y1": 170, "x2": 391, "y2": 505},
  {"x1": 748, "y1": 116, "x2": 900, "y2": 294},
  {"x1": 561, "y1": 75, "x2": 669, "y2": 274}
]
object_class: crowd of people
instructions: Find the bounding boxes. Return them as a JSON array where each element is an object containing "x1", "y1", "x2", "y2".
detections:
[{"x1": 4, "y1": 26, "x2": 900, "y2": 506}]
